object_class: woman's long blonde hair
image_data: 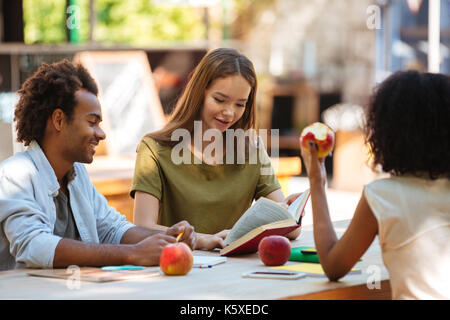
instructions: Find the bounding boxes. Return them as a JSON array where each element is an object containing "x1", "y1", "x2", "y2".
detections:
[{"x1": 146, "y1": 47, "x2": 257, "y2": 147}]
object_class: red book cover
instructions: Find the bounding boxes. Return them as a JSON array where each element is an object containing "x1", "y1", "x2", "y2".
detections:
[{"x1": 220, "y1": 224, "x2": 299, "y2": 256}]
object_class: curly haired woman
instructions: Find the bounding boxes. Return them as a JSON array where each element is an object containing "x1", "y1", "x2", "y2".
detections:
[{"x1": 301, "y1": 70, "x2": 450, "y2": 299}]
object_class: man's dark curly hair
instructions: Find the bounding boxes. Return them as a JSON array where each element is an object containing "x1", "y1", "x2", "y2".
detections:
[
  {"x1": 14, "y1": 59, "x2": 98, "y2": 146},
  {"x1": 365, "y1": 70, "x2": 450, "y2": 180}
]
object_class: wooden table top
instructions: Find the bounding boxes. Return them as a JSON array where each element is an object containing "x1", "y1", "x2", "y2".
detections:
[{"x1": 0, "y1": 220, "x2": 390, "y2": 300}]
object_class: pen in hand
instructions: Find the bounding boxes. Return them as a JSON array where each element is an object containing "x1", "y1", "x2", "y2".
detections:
[{"x1": 176, "y1": 230, "x2": 184, "y2": 242}]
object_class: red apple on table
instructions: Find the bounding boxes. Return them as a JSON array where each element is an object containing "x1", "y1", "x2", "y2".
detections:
[
  {"x1": 159, "y1": 242, "x2": 193, "y2": 276},
  {"x1": 258, "y1": 235, "x2": 291, "y2": 266},
  {"x1": 300, "y1": 122, "x2": 335, "y2": 158}
]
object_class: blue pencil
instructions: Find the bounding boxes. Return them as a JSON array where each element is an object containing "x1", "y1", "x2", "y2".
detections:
[{"x1": 101, "y1": 266, "x2": 144, "y2": 271}]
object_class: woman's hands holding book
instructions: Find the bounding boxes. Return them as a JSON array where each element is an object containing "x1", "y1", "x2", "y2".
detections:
[
  {"x1": 280, "y1": 193, "x2": 305, "y2": 240},
  {"x1": 195, "y1": 230, "x2": 229, "y2": 250},
  {"x1": 281, "y1": 193, "x2": 303, "y2": 207}
]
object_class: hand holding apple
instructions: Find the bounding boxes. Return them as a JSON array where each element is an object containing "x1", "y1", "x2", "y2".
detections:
[
  {"x1": 300, "y1": 122, "x2": 335, "y2": 158},
  {"x1": 195, "y1": 230, "x2": 228, "y2": 250},
  {"x1": 258, "y1": 235, "x2": 291, "y2": 266},
  {"x1": 300, "y1": 122, "x2": 334, "y2": 186},
  {"x1": 159, "y1": 242, "x2": 193, "y2": 276}
]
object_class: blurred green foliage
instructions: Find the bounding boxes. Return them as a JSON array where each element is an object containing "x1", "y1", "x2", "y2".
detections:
[
  {"x1": 23, "y1": 0, "x2": 206, "y2": 44},
  {"x1": 24, "y1": 0, "x2": 67, "y2": 43}
]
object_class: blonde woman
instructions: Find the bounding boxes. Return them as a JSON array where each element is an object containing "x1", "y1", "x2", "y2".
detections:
[{"x1": 131, "y1": 48, "x2": 302, "y2": 250}]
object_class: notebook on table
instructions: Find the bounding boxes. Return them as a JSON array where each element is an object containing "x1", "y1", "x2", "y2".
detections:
[
  {"x1": 193, "y1": 255, "x2": 227, "y2": 267},
  {"x1": 27, "y1": 267, "x2": 160, "y2": 283}
]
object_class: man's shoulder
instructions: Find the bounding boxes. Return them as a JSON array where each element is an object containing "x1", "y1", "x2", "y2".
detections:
[{"x1": 0, "y1": 151, "x2": 36, "y2": 179}]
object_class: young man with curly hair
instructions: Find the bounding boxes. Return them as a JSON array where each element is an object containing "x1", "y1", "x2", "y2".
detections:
[{"x1": 0, "y1": 59, "x2": 195, "y2": 271}]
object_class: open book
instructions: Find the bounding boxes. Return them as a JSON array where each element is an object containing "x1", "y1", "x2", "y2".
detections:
[{"x1": 220, "y1": 189, "x2": 310, "y2": 256}]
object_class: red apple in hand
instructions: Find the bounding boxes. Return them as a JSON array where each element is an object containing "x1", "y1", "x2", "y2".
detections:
[
  {"x1": 258, "y1": 235, "x2": 291, "y2": 266},
  {"x1": 300, "y1": 122, "x2": 335, "y2": 158},
  {"x1": 159, "y1": 242, "x2": 193, "y2": 275}
]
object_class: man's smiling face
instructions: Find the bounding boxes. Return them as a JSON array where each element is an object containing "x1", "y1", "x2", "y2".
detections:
[{"x1": 60, "y1": 89, "x2": 106, "y2": 164}]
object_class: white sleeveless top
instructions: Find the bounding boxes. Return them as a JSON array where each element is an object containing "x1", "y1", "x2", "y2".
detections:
[{"x1": 364, "y1": 175, "x2": 450, "y2": 299}]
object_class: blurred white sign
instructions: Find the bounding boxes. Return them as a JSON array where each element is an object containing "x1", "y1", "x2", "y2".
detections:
[
  {"x1": 75, "y1": 51, "x2": 167, "y2": 156},
  {"x1": 0, "y1": 92, "x2": 18, "y2": 123},
  {"x1": 322, "y1": 103, "x2": 365, "y2": 132}
]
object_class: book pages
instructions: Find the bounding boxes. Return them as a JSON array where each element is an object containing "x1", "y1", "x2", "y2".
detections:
[
  {"x1": 287, "y1": 189, "x2": 310, "y2": 222},
  {"x1": 224, "y1": 198, "x2": 292, "y2": 245}
]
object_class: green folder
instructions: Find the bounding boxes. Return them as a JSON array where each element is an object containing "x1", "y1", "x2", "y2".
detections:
[
  {"x1": 289, "y1": 246, "x2": 363, "y2": 263},
  {"x1": 289, "y1": 247, "x2": 320, "y2": 263}
]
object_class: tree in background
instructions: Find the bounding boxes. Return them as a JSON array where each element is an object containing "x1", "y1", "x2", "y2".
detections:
[
  {"x1": 23, "y1": 0, "x2": 205, "y2": 44},
  {"x1": 24, "y1": 0, "x2": 67, "y2": 43}
]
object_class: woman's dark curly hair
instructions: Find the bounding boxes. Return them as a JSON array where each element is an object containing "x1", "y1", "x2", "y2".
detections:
[
  {"x1": 365, "y1": 70, "x2": 450, "y2": 179},
  {"x1": 14, "y1": 59, "x2": 98, "y2": 146}
]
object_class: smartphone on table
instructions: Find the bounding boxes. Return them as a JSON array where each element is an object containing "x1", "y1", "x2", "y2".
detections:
[{"x1": 242, "y1": 269, "x2": 306, "y2": 280}]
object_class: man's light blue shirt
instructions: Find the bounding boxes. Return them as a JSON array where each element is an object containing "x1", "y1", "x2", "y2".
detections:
[{"x1": 0, "y1": 141, "x2": 135, "y2": 270}]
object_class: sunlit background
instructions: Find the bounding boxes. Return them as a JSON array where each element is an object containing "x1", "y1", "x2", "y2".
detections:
[{"x1": 0, "y1": 0, "x2": 447, "y2": 223}]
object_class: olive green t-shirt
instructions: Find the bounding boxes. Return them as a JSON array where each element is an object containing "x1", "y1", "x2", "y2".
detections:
[{"x1": 130, "y1": 136, "x2": 281, "y2": 234}]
